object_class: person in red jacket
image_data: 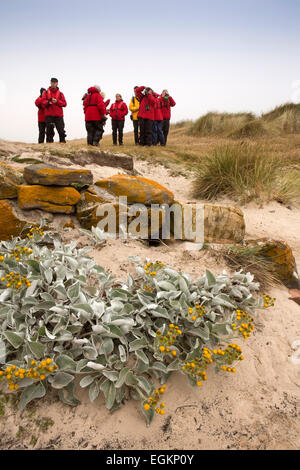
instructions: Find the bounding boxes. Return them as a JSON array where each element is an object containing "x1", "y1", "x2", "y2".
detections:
[
  {"x1": 83, "y1": 85, "x2": 106, "y2": 146},
  {"x1": 152, "y1": 93, "x2": 165, "y2": 146},
  {"x1": 109, "y1": 94, "x2": 128, "y2": 145},
  {"x1": 135, "y1": 86, "x2": 156, "y2": 146},
  {"x1": 41, "y1": 78, "x2": 67, "y2": 143},
  {"x1": 35, "y1": 87, "x2": 54, "y2": 143},
  {"x1": 161, "y1": 90, "x2": 176, "y2": 144}
]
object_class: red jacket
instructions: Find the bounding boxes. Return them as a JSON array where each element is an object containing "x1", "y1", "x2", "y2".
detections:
[
  {"x1": 104, "y1": 99, "x2": 110, "y2": 115},
  {"x1": 135, "y1": 86, "x2": 156, "y2": 120},
  {"x1": 109, "y1": 100, "x2": 128, "y2": 121},
  {"x1": 161, "y1": 95, "x2": 176, "y2": 120},
  {"x1": 153, "y1": 93, "x2": 163, "y2": 121},
  {"x1": 42, "y1": 87, "x2": 67, "y2": 117},
  {"x1": 83, "y1": 87, "x2": 106, "y2": 121},
  {"x1": 35, "y1": 96, "x2": 45, "y2": 123}
]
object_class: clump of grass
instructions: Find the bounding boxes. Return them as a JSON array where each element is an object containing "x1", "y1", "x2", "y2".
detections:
[
  {"x1": 229, "y1": 120, "x2": 267, "y2": 139},
  {"x1": 192, "y1": 143, "x2": 280, "y2": 203},
  {"x1": 216, "y1": 245, "x2": 281, "y2": 289},
  {"x1": 11, "y1": 156, "x2": 43, "y2": 164},
  {"x1": 189, "y1": 112, "x2": 255, "y2": 137},
  {"x1": 272, "y1": 169, "x2": 300, "y2": 206}
]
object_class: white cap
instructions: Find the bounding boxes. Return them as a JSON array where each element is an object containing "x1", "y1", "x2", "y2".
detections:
[{"x1": 94, "y1": 84, "x2": 101, "y2": 92}]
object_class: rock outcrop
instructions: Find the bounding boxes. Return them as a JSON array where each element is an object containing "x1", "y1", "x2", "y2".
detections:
[
  {"x1": 24, "y1": 164, "x2": 93, "y2": 186},
  {"x1": 0, "y1": 161, "x2": 24, "y2": 199},
  {"x1": 0, "y1": 200, "x2": 27, "y2": 240}
]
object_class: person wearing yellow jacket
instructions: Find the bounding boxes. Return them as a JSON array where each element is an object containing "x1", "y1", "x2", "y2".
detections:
[{"x1": 129, "y1": 86, "x2": 140, "y2": 144}]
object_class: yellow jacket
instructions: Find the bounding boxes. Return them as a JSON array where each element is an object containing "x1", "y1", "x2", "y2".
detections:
[{"x1": 129, "y1": 96, "x2": 140, "y2": 120}]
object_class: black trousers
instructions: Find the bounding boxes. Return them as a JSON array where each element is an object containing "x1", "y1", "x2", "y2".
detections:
[
  {"x1": 112, "y1": 120, "x2": 125, "y2": 144},
  {"x1": 85, "y1": 120, "x2": 103, "y2": 145},
  {"x1": 45, "y1": 116, "x2": 66, "y2": 143},
  {"x1": 38, "y1": 122, "x2": 46, "y2": 143},
  {"x1": 133, "y1": 119, "x2": 139, "y2": 144},
  {"x1": 139, "y1": 118, "x2": 153, "y2": 146},
  {"x1": 162, "y1": 119, "x2": 170, "y2": 144}
]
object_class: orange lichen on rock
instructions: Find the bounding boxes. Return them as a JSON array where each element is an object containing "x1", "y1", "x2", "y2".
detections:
[
  {"x1": 247, "y1": 238, "x2": 297, "y2": 282},
  {"x1": 95, "y1": 175, "x2": 174, "y2": 205},
  {"x1": 18, "y1": 185, "x2": 81, "y2": 214},
  {"x1": 0, "y1": 200, "x2": 27, "y2": 241}
]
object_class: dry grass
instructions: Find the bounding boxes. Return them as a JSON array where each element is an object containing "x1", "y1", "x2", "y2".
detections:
[
  {"x1": 210, "y1": 244, "x2": 281, "y2": 289},
  {"x1": 188, "y1": 112, "x2": 255, "y2": 137}
]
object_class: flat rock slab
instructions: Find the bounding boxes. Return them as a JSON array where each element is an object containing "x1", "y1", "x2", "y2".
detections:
[
  {"x1": 24, "y1": 164, "x2": 93, "y2": 186},
  {"x1": 18, "y1": 185, "x2": 81, "y2": 214},
  {"x1": 71, "y1": 151, "x2": 134, "y2": 172}
]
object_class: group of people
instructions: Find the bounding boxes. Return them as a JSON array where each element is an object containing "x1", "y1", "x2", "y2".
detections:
[{"x1": 35, "y1": 78, "x2": 176, "y2": 147}]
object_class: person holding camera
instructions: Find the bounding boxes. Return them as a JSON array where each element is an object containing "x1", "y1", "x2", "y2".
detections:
[
  {"x1": 152, "y1": 92, "x2": 165, "y2": 146},
  {"x1": 161, "y1": 89, "x2": 176, "y2": 144},
  {"x1": 135, "y1": 86, "x2": 156, "y2": 146},
  {"x1": 129, "y1": 86, "x2": 140, "y2": 145},
  {"x1": 83, "y1": 85, "x2": 106, "y2": 146},
  {"x1": 41, "y1": 78, "x2": 67, "y2": 143},
  {"x1": 109, "y1": 94, "x2": 128, "y2": 146}
]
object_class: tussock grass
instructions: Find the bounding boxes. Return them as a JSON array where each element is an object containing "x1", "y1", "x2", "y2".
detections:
[
  {"x1": 192, "y1": 143, "x2": 280, "y2": 203},
  {"x1": 217, "y1": 244, "x2": 281, "y2": 289},
  {"x1": 189, "y1": 112, "x2": 255, "y2": 137},
  {"x1": 272, "y1": 169, "x2": 300, "y2": 206},
  {"x1": 229, "y1": 120, "x2": 267, "y2": 139}
]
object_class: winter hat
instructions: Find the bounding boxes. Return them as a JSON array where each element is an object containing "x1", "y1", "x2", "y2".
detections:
[
  {"x1": 51, "y1": 78, "x2": 58, "y2": 83},
  {"x1": 94, "y1": 84, "x2": 101, "y2": 92}
]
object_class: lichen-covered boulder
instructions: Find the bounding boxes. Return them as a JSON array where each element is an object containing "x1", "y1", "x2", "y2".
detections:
[
  {"x1": 247, "y1": 238, "x2": 297, "y2": 282},
  {"x1": 0, "y1": 200, "x2": 27, "y2": 240},
  {"x1": 18, "y1": 185, "x2": 81, "y2": 214},
  {"x1": 171, "y1": 202, "x2": 245, "y2": 243},
  {"x1": 0, "y1": 161, "x2": 24, "y2": 199},
  {"x1": 95, "y1": 175, "x2": 174, "y2": 205},
  {"x1": 23, "y1": 164, "x2": 93, "y2": 186}
]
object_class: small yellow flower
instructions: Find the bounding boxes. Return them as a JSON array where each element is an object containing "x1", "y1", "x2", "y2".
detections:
[{"x1": 144, "y1": 404, "x2": 150, "y2": 411}]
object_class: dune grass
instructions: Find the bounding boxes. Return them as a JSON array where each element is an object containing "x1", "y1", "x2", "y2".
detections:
[
  {"x1": 188, "y1": 112, "x2": 255, "y2": 137},
  {"x1": 191, "y1": 143, "x2": 282, "y2": 203}
]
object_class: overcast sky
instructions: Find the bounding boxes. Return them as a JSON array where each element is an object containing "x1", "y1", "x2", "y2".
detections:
[{"x1": 0, "y1": 0, "x2": 299, "y2": 143}]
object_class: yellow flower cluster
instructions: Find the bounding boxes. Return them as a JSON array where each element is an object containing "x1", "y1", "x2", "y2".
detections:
[
  {"x1": 143, "y1": 261, "x2": 165, "y2": 276},
  {"x1": 181, "y1": 347, "x2": 213, "y2": 387},
  {"x1": 0, "y1": 359, "x2": 57, "y2": 391},
  {"x1": 263, "y1": 294, "x2": 275, "y2": 308},
  {"x1": 156, "y1": 324, "x2": 182, "y2": 357},
  {"x1": 188, "y1": 304, "x2": 206, "y2": 321},
  {"x1": 144, "y1": 385, "x2": 167, "y2": 415},
  {"x1": 232, "y1": 309, "x2": 254, "y2": 339},
  {"x1": 7, "y1": 246, "x2": 33, "y2": 261},
  {"x1": 214, "y1": 344, "x2": 243, "y2": 373},
  {"x1": 26, "y1": 226, "x2": 45, "y2": 238},
  {"x1": 1, "y1": 272, "x2": 31, "y2": 289}
]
